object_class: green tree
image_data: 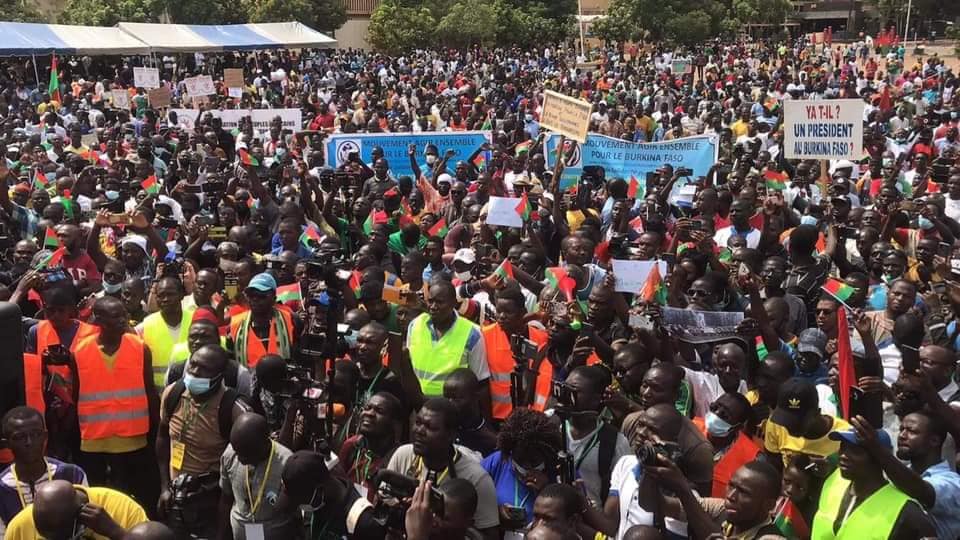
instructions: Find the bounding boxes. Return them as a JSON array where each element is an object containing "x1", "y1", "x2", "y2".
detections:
[
  {"x1": 0, "y1": 0, "x2": 44, "y2": 22},
  {"x1": 59, "y1": 0, "x2": 155, "y2": 26},
  {"x1": 245, "y1": 0, "x2": 345, "y2": 33},
  {"x1": 367, "y1": 0, "x2": 436, "y2": 54},
  {"x1": 665, "y1": 10, "x2": 714, "y2": 46},
  {"x1": 436, "y1": 0, "x2": 499, "y2": 48},
  {"x1": 590, "y1": 0, "x2": 642, "y2": 43}
]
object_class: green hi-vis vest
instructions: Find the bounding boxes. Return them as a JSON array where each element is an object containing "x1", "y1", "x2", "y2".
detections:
[
  {"x1": 408, "y1": 313, "x2": 474, "y2": 397},
  {"x1": 811, "y1": 470, "x2": 911, "y2": 540},
  {"x1": 142, "y1": 308, "x2": 194, "y2": 387}
]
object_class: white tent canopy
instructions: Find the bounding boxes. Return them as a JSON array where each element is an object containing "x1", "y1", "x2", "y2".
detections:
[
  {"x1": 0, "y1": 22, "x2": 151, "y2": 56},
  {"x1": 115, "y1": 21, "x2": 336, "y2": 53}
]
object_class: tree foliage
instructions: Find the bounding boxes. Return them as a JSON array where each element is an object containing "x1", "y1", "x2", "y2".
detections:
[
  {"x1": 0, "y1": 0, "x2": 45, "y2": 22},
  {"x1": 368, "y1": 0, "x2": 576, "y2": 53},
  {"x1": 59, "y1": 0, "x2": 154, "y2": 26}
]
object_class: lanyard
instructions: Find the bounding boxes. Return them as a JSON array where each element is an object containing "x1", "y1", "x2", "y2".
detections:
[
  {"x1": 11, "y1": 460, "x2": 53, "y2": 510},
  {"x1": 177, "y1": 395, "x2": 210, "y2": 442},
  {"x1": 244, "y1": 442, "x2": 276, "y2": 518},
  {"x1": 414, "y1": 450, "x2": 457, "y2": 484},
  {"x1": 513, "y1": 477, "x2": 530, "y2": 508},
  {"x1": 566, "y1": 420, "x2": 602, "y2": 471},
  {"x1": 353, "y1": 444, "x2": 374, "y2": 485},
  {"x1": 362, "y1": 368, "x2": 386, "y2": 402}
]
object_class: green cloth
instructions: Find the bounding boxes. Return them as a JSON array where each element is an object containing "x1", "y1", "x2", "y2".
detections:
[{"x1": 387, "y1": 231, "x2": 426, "y2": 256}]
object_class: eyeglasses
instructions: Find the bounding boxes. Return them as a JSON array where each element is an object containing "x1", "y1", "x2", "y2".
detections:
[{"x1": 686, "y1": 289, "x2": 711, "y2": 297}]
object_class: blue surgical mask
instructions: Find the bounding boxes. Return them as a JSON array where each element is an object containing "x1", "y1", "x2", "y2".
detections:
[
  {"x1": 918, "y1": 216, "x2": 934, "y2": 230},
  {"x1": 705, "y1": 411, "x2": 738, "y2": 437},
  {"x1": 105, "y1": 190, "x2": 120, "y2": 201},
  {"x1": 343, "y1": 332, "x2": 358, "y2": 349},
  {"x1": 800, "y1": 215, "x2": 819, "y2": 227},
  {"x1": 102, "y1": 280, "x2": 122, "y2": 294},
  {"x1": 183, "y1": 372, "x2": 220, "y2": 395}
]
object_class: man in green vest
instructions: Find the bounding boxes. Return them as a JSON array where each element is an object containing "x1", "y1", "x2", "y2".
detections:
[
  {"x1": 405, "y1": 280, "x2": 491, "y2": 419},
  {"x1": 810, "y1": 426, "x2": 935, "y2": 539},
  {"x1": 137, "y1": 276, "x2": 195, "y2": 389}
]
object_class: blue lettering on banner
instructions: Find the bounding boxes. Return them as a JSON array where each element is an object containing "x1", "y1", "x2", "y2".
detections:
[
  {"x1": 545, "y1": 133, "x2": 719, "y2": 187},
  {"x1": 326, "y1": 132, "x2": 491, "y2": 177}
]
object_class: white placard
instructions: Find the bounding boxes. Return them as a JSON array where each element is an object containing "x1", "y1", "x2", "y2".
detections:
[
  {"x1": 783, "y1": 99, "x2": 864, "y2": 160},
  {"x1": 169, "y1": 108, "x2": 302, "y2": 132},
  {"x1": 184, "y1": 75, "x2": 215, "y2": 97},
  {"x1": 611, "y1": 259, "x2": 668, "y2": 293},
  {"x1": 110, "y1": 90, "x2": 129, "y2": 110},
  {"x1": 485, "y1": 196, "x2": 524, "y2": 228},
  {"x1": 228, "y1": 87, "x2": 242, "y2": 98},
  {"x1": 133, "y1": 67, "x2": 160, "y2": 89}
]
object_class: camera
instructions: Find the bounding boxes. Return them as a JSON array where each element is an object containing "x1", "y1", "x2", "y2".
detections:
[
  {"x1": 675, "y1": 167, "x2": 693, "y2": 177},
  {"x1": 42, "y1": 344, "x2": 72, "y2": 366},
  {"x1": 837, "y1": 226, "x2": 859, "y2": 240},
  {"x1": 510, "y1": 335, "x2": 538, "y2": 360},
  {"x1": 162, "y1": 256, "x2": 184, "y2": 278},
  {"x1": 635, "y1": 441, "x2": 683, "y2": 466},
  {"x1": 275, "y1": 363, "x2": 326, "y2": 402},
  {"x1": 371, "y1": 470, "x2": 446, "y2": 532},
  {"x1": 551, "y1": 380, "x2": 577, "y2": 408}
]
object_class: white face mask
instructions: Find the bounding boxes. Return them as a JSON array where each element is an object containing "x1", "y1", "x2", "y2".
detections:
[
  {"x1": 455, "y1": 270, "x2": 473, "y2": 281},
  {"x1": 426, "y1": 154, "x2": 437, "y2": 165}
]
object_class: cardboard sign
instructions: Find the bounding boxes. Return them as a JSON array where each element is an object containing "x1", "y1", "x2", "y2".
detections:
[
  {"x1": 133, "y1": 67, "x2": 160, "y2": 89},
  {"x1": 224, "y1": 68, "x2": 244, "y2": 89},
  {"x1": 610, "y1": 259, "x2": 668, "y2": 293},
  {"x1": 671, "y1": 60, "x2": 692, "y2": 75},
  {"x1": 184, "y1": 75, "x2": 215, "y2": 97},
  {"x1": 784, "y1": 99, "x2": 864, "y2": 160},
  {"x1": 539, "y1": 90, "x2": 591, "y2": 143},
  {"x1": 228, "y1": 87, "x2": 242, "y2": 98},
  {"x1": 485, "y1": 196, "x2": 524, "y2": 228},
  {"x1": 110, "y1": 90, "x2": 129, "y2": 110},
  {"x1": 147, "y1": 87, "x2": 171, "y2": 108}
]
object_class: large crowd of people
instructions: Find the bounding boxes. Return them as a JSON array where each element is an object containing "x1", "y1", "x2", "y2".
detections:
[{"x1": 0, "y1": 32, "x2": 958, "y2": 540}]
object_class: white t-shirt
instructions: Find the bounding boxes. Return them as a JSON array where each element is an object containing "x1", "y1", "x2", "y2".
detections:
[
  {"x1": 714, "y1": 226, "x2": 761, "y2": 250},
  {"x1": 610, "y1": 455, "x2": 687, "y2": 539},
  {"x1": 681, "y1": 367, "x2": 748, "y2": 419}
]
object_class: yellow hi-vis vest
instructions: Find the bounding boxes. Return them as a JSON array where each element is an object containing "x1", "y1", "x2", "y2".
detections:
[
  {"x1": 408, "y1": 313, "x2": 474, "y2": 397},
  {"x1": 142, "y1": 308, "x2": 194, "y2": 387},
  {"x1": 811, "y1": 469, "x2": 911, "y2": 540}
]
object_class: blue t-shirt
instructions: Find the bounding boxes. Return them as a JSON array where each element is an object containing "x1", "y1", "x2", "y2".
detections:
[
  {"x1": 480, "y1": 451, "x2": 535, "y2": 525},
  {"x1": 0, "y1": 458, "x2": 88, "y2": 526}
]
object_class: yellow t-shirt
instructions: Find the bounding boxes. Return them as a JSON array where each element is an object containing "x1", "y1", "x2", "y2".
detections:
[
  {"x1": 763, "y1": 416, "x2": 850, "y2": 465},
  {"x1": 4, "y1": 485, "x2": 148, "y2": 540},
  {"x1": 731, "y1": 119, "x2": 750, "y2": 139}
]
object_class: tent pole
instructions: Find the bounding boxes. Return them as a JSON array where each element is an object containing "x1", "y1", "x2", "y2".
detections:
[{"x1": 31, "y1": 54, "x2": 40, "y2": 87}]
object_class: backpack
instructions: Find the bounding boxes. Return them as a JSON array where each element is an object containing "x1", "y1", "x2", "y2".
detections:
[{"x1": 163, "y1": 382, "x2": 242, "y2": 440}]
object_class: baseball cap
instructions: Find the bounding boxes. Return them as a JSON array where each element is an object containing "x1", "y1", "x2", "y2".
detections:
[
  {"x1": 120, "y1": 235, "x2": 148, "y2": 255},
  {"x1": 797, "y1": 328, "x2": 828, "y2": 359},
  {"x1": 246, "y1": 272, "x2": 277, "y2": 293},
  {"x1": 453, "y1": 248, "x2": 476, "y2": 265},
  {"x1": 770, "y1": 378, "x2": 819, "y2": 434},
  {"x1": 829, "y1": 428, "x2": 893, "y2": 450},
  {"x1": 436, "y1": 173, "x2": 453, "y2": 185}
]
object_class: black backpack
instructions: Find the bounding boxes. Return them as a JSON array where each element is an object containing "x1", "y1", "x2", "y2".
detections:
[{"x1": 163, "y1": 382, "x2": 243, "y2": 440}]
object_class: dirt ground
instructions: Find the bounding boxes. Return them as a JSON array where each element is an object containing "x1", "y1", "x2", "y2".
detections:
[{"x1": 905, "y1": 43, "x2": 960, "y2": 71}]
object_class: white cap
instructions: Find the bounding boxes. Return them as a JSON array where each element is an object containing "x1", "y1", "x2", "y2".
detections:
[
  {"x1": 437, "y1": 173, "x2": 453, "y2": 185},
  {"x1": 453, "y1": 248, "x2": 476, "y2": 264}
]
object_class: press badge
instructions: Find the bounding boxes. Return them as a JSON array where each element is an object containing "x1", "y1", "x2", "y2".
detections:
[
  {"x1": 171, "y1": 441, "x2": 186, "y2": 470},
  {"x1": 244, "y1": 523, "x2": 265, "y2": 540}
]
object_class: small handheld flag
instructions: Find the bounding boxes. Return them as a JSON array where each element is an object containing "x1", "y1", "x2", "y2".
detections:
[
  {"x1": 515, "y1": 193, "x2": 532, "y2": 221},
  {"x1": 493, "y1": 260, "x2": 515, "y2": 281},
  {"x1": 299, "y1": 225, "x2": 321, "y2": 248},
  {"x1": 514, "y1": 140, "x2": 532, "y2": 157},
  {"x1": 545, "y1": 267, "x2": 576, "y2": 302},
  {"x1": 239, "y1": 148, "x2": 260, "y2": 167},
  {"x1": 640, "y1": 265, "x2": 667, "y2": 305},
  {"x1": 821, "y1": 278, "x2": 856, "y2": 306},
  {"x1": 141, "y1": 175, "x2": 160, "y2": 195},
  {"x1": 764, "y1": 170, "x2": 788, "y2": 191},
  {"x1": 755, "y1": 335, "x2": 769, "y2": 361},
  {"x1": 627, "y1": 175, "x2": 641, "y2": 199},
  {"x1": 428, "y1": 218, "x2": 449, "y2": 239},
  {"x1": 43, "y1": 227, "x2": 61, "y2": 249},
  {"x1": 276, "y1": 283, "x2": 302, "y2": 304}
]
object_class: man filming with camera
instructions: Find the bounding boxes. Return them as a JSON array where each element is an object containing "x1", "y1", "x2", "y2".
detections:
[{"x1": 157, "y1": 344, "x2": 249, "y2": 537}]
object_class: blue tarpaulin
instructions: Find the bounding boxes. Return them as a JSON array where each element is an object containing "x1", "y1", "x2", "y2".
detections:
[
  {"x1": 115, "y1": 22, "x2": 336, "y2": 53},
  {"x1": 0, "y1": 22, "x2": 151, "y2": 56}
]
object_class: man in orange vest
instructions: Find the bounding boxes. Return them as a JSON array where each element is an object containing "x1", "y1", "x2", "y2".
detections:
[
  {"x1": 71, "y1": 295, "x2": 159, "y2": 512},
  {"x1": 230, "y1": 273, "x2": 296, "y2": 368},
  {"x1": 696, "y1": 392, "x2": 760, "y2": 498},
  {"x1": 481, "y1": 285, "x2": 548, "y2": 420},
  {"x1": 24, "y1": 285, "x2": 99, "y2": 458}
]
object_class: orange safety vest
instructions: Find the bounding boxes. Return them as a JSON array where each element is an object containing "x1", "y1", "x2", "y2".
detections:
[
  {"x1": 74, "y1": 333, "x2": 150, "y2": 441},
  {"x1": 531, "y1": 350, "x2": 602, "y2": 412},
  {"x1": 692, "y1": 417, "x2": 761, "y2": 498},
  {"x1": 229, "y1": 309, "x2": 295, "y2": 368},
  {"x1": 482, "y1": 324, "x2": 549, "y2": 420},
  {"x1": 36, "y1": 320, "x2": 99, "y2": 391},
  {"x1": 22, "y1": 353, "x2": 45, "y2": 415}
]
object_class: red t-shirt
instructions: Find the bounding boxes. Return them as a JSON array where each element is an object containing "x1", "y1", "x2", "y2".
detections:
[{"x1": 60, "y1": 252, "x2": 101, "y2": 287}]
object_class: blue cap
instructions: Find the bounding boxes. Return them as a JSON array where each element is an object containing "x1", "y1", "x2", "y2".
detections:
[
  {"x1": 246, "y1": 272, "x2": 277, "y2": 293},
  {"x1": 829, "y1": 428, "x2": 893, "y2": 450}
]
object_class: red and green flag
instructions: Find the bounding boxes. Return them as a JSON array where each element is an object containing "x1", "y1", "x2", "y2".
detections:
[
  {"x1": 48, "y1": 55, "x2": 61, "y2": 103},
  {"x1": 299, "y1": 225, "x2": 321, "y2": 248},
  {"x1": 472, "y1": 150, "x2": 491, "y2": 171},
  {"x1": 61, "y1": 189, "x2": 74, "y2": 220},
  {"x1": 640, "y1": 264, "x2": 668, "y2": 305},
  {"x1": 239, "y1": 148, "x2": 259, "y2": 167},
  {"x1": 755, "y1": 335, "x2": 769, "y2": 361},
  {"x1": 276, "y1": 283, "x2": 302, "y2": 304},
  {"x1": 362, "y1": 210, "x2": 389, "y2": 235},
  {"x1": 764, "y1": 170, "x2": 788, "y2": 191},
  {"x1": 43, "y1": 227, "x2": 60, "y2": 249},
  {"x1": 629, "y1": 216, "x2": 644, "y2": 233},
  {"x1": 514, "y1": 140, "x2": 532, "y2": 157},
  {"x1": 33, "y1": 170, "x2": 49, "y2": 190},
  {"x1": 348, "y1": 270, "x2": 363, "y2": 299},
  {"x1": 428, "y1": 218, "x2": 449, "y2": 238},
  {"x1": 821, "y1": 278, "x2": 855, "y2": 303},
  {"x1": 545, "y1": 267, "x2": 576, "y2": 302},
  {"x1": 35, "y1": 247, "x2": 65, "y2": 270},
  {"x1": 398, "y1": 198, "x2": 415, "y2": 228},
  {"x1": 141, "y1": 175, "x2": 160, "y2": 195},
  {"x1": 717, "y1": 247, "x2": 733, "y2": 264},
  {"x1": 764, "y1": 95, "x2": 780, "y2": 112},
  {"x1": 772, "y1": 498, "x2": 809, "y2": 539},
  {"x1": 627, "y1": 175, "x2": 641, "y2": 199},
  {"x1": 493, "y1": 260, "x2": 515, "y2": 281},
  {"x1": 515, "y1": 193, "x2": 532, "y2": 221}
]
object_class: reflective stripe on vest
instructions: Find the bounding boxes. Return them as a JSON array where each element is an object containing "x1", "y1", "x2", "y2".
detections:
[
  {"x1": 75, "y1": 333, "x2": 150, "y2": 441},
  {"x1": 531, "y1": 350, "x2": 600, "y2": 412},
  {"x1": 142, "y1": 308, "x2": 194, "y2": 387},
  {"x1": 230, "y1": 309, "x2": 294, "y2": 368},
  {"x1": 36, "y1": 320, "x2": 98, "y2": 390},
  {"x1": 22, "y1": 353, "x2": 45, "y2": 415},
  {"x1": 408, "y1": 314, "x2": 474, "y2": 397},
  {"x1": 810, "y1": 470, "x2": 910, "y2": 540},
  {"x1": 482, "y1": 323, "x2": 548, "y2": 419}
]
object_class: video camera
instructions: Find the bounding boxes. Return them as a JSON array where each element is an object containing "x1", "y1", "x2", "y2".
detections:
[
  {"x1": 371, "y1": 470, "x2": 446, "y2": 533},
  {"x1": 41, "y1": 344, "x2": 72, "y2": 366},
  {"x1": 274, "y1": 363, "x2": 326, "y2": 403},
  {"x1": 635, "y1": 440, "x2": 683, "y2": 466}
]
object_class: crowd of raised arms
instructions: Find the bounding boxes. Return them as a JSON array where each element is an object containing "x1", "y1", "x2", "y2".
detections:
[{"x1": 0, "y1": 33, "x2": 958, "y2": 540}]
